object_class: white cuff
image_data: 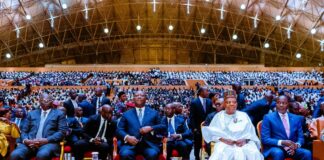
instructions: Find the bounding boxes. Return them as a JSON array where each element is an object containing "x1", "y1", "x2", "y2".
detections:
[
  {"x1": 277, "y1": 140, "x2": 282, "y2": 146},
  {"x1": 102, "y1": 138, "x2": 107, "y2": 143},
  {"x1": 89, "y1": 138, "x2": 94, "y2": 143},
  {"x1": 179, "y1": 134, "x2": 182, "y2": 140},
  {"x1": 124, "y1": 135, "x2": 129, "y2": 143}
]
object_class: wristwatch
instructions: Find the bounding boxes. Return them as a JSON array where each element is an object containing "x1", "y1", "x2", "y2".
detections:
[{"x1": 245, "y1": 139, "x2": 250, "y2": 143}]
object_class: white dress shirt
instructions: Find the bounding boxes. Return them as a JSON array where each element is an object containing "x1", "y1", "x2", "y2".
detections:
[
  {"x1": 167, "y1": 116, "x2": 176, "y2": 134},
  {"x1": 71, "y1": 99, "x2": 78, "y2": 108},
  {"x1": 91, "y1": 116, "x2": 108, "y2": 142}
]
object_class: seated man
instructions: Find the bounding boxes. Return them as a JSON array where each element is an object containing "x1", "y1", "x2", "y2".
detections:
[
  {"x1": 261, "y1": 95, "x2": 312, "y2": 160},
  {"x1": 117, "y1": 91, "x2": 166, "y2": 160},
  {"x1": 162, "y1": 103, "x2": 192, "y2": 160},
  {"x1": 73, "y1": 105, "x2": 116, "y2": 160},
  {"x1": 10, "y1": 93, "x2": 67, "y2": 160}
]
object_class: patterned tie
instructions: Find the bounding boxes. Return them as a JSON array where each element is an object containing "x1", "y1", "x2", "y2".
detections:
[
  {"x1": 168, "y1": 119, "x2": 175, "y2": 135},
  {"x1": 36, "y1": 111, "x2": 47, "y2": 138},
  {"x1": 281, "y1": 114, "x2": 290, "y2": 138},
  {"x1": 202, "y1": 98, "x2": 206, "y2": 113},
  {"x1": 138, "y1": 108, "x2": 143, "y2": 126}
]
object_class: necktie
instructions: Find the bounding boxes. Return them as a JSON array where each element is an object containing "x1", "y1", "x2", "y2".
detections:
[
  {"x1": 96, "y1": 98, "x2": 101, "y2": 114},
  {"x1": 78, "y1": 118, "x2": 83, "y2": 128},
  {"x1": 202, "y1": 98, "x2": 206, "y2": 112},
  {"x1": 97, "y1": 120, "x2": 106, "y2": 138},
  {"x1": 168, "y1": 119, "x2": 175, "y2": 135},
  {"x1": 281, "y1": 114, "x2": 290, "y2": 138},
  {"x1": 138, "y1": 108, "x2": 143, "y2": 126},
  {"x1": 36, "y1": 111, "x2": 47, "y2": 138}
]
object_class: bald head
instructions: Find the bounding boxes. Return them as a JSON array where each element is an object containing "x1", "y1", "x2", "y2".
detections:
[
  {"x1": 101, "y1": 105, "x2": 113, "y2": 121},
  {"x1": 133, "y1": 91, "x2": 147, "y2": 108},
  {"x1": 264, "y1": 91, "x2": 274, "y2": 103},
  {"x1": 40, "y1": 93, "x2": 53, "y2": 110},
  {"x1": 95, "y1": 88, "x2": 103, "y2": 97}
]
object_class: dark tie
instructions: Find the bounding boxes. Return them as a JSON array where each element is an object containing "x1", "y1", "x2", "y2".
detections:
[
  {"x1": 202, "y1": 98, "x2": 206, "y2": 112},
  {"x1": 168, "y1": 119, "x2": 175, "y2": 135},
  {"x1": 97, "y1": 120, "x2": 107, "y2": 138}
]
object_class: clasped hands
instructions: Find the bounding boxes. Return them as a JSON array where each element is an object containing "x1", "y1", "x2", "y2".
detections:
[
  {"x1": 126, "y1": 126, "x2": 153, "y2": 146},
  {"x1": 219, "y1": 138, "x2": 248, "y2": 147},
  {"x1": 282, "y1": 140, "x2": 299, "y2": 155},
  {"x1": 24, "y1": 138, "x2": 48, "y2": 148}
]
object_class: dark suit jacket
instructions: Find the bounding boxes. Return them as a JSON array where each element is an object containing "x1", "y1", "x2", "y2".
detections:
[
  {"x1": 261, "y1": 112, "x2": 304, "y2": 157},
  {"x1": 313, "y1": 96, "x2": 324, "y2": 118},
  {"x1": 83, "y1": 115, "x2": 116, "y2": 144},
  {"x1": 189, "y1": 98, "x2": 214, "y2": 132},
  {"x1": 204, "y1": 111, "x2": 217, "y2": 126},
  {"x1": 21, "y1": 109, "x2": 68, "y2": 143},
  {"x1": 237, "y1": 93, "x2": 246, "y2": 110},
  {"x1": 91, "y1": 96, "x2": 111, "y2": 109},
  {"x1": 161, "y1": 116, "x2": 192, "y2": 140},
  {"x1": 117, "y1": 107, "x2": 167, "y2": 152},
  {"x1": 78, "y1": 100, "x2": 95, "y2": 118},
  {"x1": 63, "y1": 99, "x2": 77, "y2": 117},
  {"x1": 243, "y1": 98, "x2": 276, "y2": 126}
]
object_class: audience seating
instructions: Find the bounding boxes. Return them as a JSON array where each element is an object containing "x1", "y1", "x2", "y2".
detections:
[{"x1": 313, "y1": 119, "x2": 324, "y2": 160}]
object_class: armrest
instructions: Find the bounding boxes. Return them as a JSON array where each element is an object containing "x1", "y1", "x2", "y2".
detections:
[
  {"x1": 162, "y1": 137, "x2": 167, "y2": 159},
  {"x1": 5, "y1": 135, "x2": 17, "y2": 154},
  {"x1": 113, "y1": 137, "x2": 118, "y2": 160},
  {"x1": 59, "y1": 141, "x2": 65, "y2": 160}
]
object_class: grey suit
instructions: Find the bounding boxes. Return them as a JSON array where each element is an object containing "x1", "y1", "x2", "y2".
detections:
[{"x1": 10, "y1": 108, "x2": 68, "y2": 160}]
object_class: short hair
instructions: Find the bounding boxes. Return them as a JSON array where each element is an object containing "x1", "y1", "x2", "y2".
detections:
[
  {"x1": 118, "y1": 91, "x2": 126, "y2": 98},
  {"x1": 208, "y1": 92, "x2": 216, "y2": 99}
]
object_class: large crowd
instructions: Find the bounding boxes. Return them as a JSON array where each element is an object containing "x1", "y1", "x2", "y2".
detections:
[{"x1": 1, "y1": 69, "x2": 322, "y2": 86}]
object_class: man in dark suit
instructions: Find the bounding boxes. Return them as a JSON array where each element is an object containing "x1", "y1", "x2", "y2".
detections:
[
  {"x1": 73, "y1": 105, "x2": 116, "y2": 160},
  {"x1": 313, "y1": 89, "x2": 324, "y2": 118},
  {"x1": 63, "y1": 90, "x2": 78, "y2": 117},
  {"x1": 232, "y1": 83, "x2": 246, "y2": 110},
  {"x1": 11, "y1": 107, "x2": 26, "y2": 131},
  {"x1": 261, "y1": 95, "x2": 311, "y2": 160},
  {"x1": 243, "y1": 91, "x2": 276, "y2": 126},
  {"x1": 117, "y1": 91, "x2": 166, "y2": 160},
  {"x1": 162, "y1": 103, "x2": 192, "y2": 160},
  {"x1": 189, "y1": 86, "x2": 214, "y2": 160},
  {"x1": 10, "y1": 93, "x2": 67, "y2": 160},
  {"x1": 74, "y1": 106, "x2": 89, "y2": 128},
  {"x1": 78, "y1": 94, "x2": 95, "y2": 117},
  {"x1": 91, "y1": 88, "x2": 111, "y2": 114}
]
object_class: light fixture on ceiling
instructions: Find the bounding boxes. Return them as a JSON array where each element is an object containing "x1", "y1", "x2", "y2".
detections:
[
  {"x1": 264, "y1": 42, "x2": 270, "y2": 48},
  {"x1": 62, "y1": 3, "x2": 67, "y2": 9},
  {"x1": 26, "y1": 14, "x2": 32, "y2": 20},
  {"x1": 275, "y1": 15, "x2": 281, "y2": 21},
  {"x1": 310, "y1": 28, "x2": 316, "y2": 34},
  {"x1": 168, "y1": 25, "x2": 174, "y2": 31},
  {"x1": 5, "y1": 53, "x2": 11, "y2": 59},
  {"x1": 104, "y1": 28, "x2": 109, "y2": 34},
  {"x1": 39, "y1": 42, "x2": 44, "y2": 48},
  {"x1": 240, "y1": 4, "x2": 246, "y2": 10},
  {"x1": 232, "y1": 34, "x2": 238, "y2": 40},
  {"x1": 200, "y1": 28, "x2": 206, "y2": 34},
  {"x1": 296, "y1": 53, "x2": 302, "y2": 59},
  {"x1": 136, "y1": 25, "x2": 142, "y2": 31}
]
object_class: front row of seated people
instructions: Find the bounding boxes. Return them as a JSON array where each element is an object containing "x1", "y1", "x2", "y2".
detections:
[{"x1": 1, "y1": 90, "x2": 320, "y2": 160}]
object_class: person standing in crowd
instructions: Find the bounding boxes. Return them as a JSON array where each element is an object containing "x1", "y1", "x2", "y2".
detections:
[
  {"x1": 10, "y1": 93, "x2": 67, "y2": 160},
  {"x1": 78, "y1": 94, "x2": 95, "y2": 118},
  {"x1": 115, "y1": 91, "x2": 127, "y2": 118},
  {"x1": 73, "y1": 105, "x2": 116, "y2": 160},
  {"x1": 202, "y1": 90, "x2": 263, "y2": 160},
  {"x1": 63, "y1": 90, "x2": 79, "y2": 117},
  {"x1": 313, "y1": 89, "x2": 324, "y2": 118},
  {"x1": 243, "y1": 91, "x2": 275, "y2": 126},
  {"x1": 91, "y1": 88, "x2": 111, "y2": 114},
  {"x1": 232, "y1": 83, "x2": 246, "y2": 110},
  {"x1": 189, "y1": 86, "x2": 214, "y2": 160},
  {"x1": 162, "y1": 103, "x2": 192, "y2": 160},
  {"x1": 261, "y1": 95, "x2": 311, "y2": 160},
  {"x1": 117, "y1": 91, "x2": 166, "y2": 160},
  {"x1": 0, "y1": 97, "x2": 9, "y2": 109}
]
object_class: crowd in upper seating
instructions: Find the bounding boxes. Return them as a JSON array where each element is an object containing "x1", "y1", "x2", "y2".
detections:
[{"x1": 1, "y1": 69, "x2": 322, "y2": 86}]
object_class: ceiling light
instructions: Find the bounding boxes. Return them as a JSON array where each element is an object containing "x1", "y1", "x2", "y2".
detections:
[
  {"x1": 232, "y1": 34, "x2": 238, "y2": 40},
  {"x1": 264, "y1": 42, "x2": 270, "y2": 48},
  {"x1": 240, "y1": 4, "x2": 246, "y2": 10},
  {"x1": 26, "y1": 15, "x2": 31, "y2": 20},
  {"x1": 5, "y1": 53, "x2": 11, "y2": 59},
  {"x1": 200, "y1": 28, "x2": 206, "y2": 34},
  {"x1": 296, "y1": 53, "x2": 302, "y2": 59},
  {"x1": 168, "y1": 25, "x2": 174, "y2": 31},
  {"x1": 275, "y1": 15, "x2": 281, "y2": 21},
  {"x1": 62, "y1": 3, "x2": 67, "y2": 9},
  {"x1": 310, "y1": 28, "x2": 316, "y2": 34},
  {"x1": 104, "y1": 28, "x2": 109, "y2": 34},
  {"x1": 136, "y1": 25, "x2": 141, "y2": 31},
  {"x1": 38, "y1": 42, "x2": 44, "y2": 48}
]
